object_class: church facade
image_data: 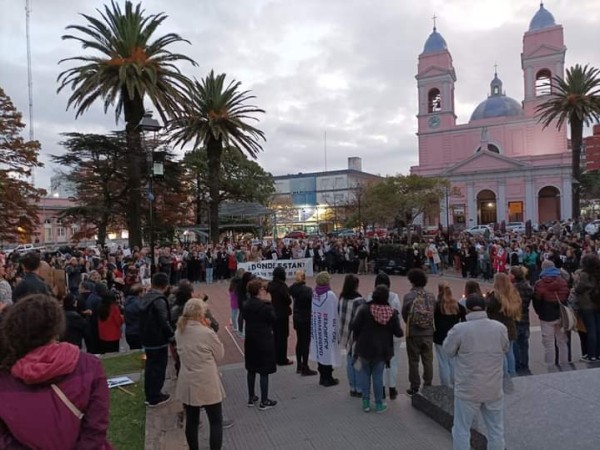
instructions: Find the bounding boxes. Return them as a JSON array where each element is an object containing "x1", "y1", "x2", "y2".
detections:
[{"x1": 411, "y1": 3, "x2": 571, "y2": 228}]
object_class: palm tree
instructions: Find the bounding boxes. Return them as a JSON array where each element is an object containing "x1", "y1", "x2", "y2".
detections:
[
  {"x1": 537, "y1": 64, "x2": 600, "y2": 219},
  {"x1": 57, "y1": 1, "x2": 196, "y2": 249},
  {"x1": 171, "y1": 71, "x2": 265, "y2": 244}
]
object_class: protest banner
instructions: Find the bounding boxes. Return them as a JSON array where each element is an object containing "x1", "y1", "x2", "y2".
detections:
[{"x1": 237, "y1": 258, "x2": 314, "y2": 279}]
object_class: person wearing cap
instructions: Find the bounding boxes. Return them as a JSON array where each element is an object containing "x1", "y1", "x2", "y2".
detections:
[
  {"x1": 533, "y1": 259, "x2": 570, "y2": 366},
  {"x1": 309, "y1": 271, "x2": 340, "y2": 386},
  {"x1": 443, "y1": 294, "x2": 509, "y2": 450}
]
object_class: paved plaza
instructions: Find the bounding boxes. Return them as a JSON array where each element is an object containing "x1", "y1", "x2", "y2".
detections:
[{"x1": 143, "y1": 272, "x2": 594, "y2": 449}]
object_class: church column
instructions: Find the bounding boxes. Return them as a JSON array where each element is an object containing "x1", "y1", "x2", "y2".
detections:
[
  {"x1": 525, "y1": 177, "x2": 535, "y2": 222},
  {"x1": 525, "y1": 67, "x2": 534, "y2": 99},
  {"x1": 497, "y1": 180, "x2": 506, "y2": 223},
  {"x1": 442, "y1": 81, "x2": 449, "y2": 112},
  {"x1": 562, "y1": 177, "x2": 572, "y2": 220},
  {"x1": 467, "y1": 183, "x2": 476, "y2": 227}
]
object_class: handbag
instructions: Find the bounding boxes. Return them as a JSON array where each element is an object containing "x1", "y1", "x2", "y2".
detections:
[{"x1": 555, "y1": 293, "x2": 577, "y2": 332}]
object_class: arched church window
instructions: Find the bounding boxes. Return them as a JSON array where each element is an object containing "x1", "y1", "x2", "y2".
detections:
[
  {"x1": 476, "y1": 144, "x2": 500, "y2": 154},
  {"x1": 428, "y1": 88, "x2": 442, "y2": 113},
  {"x1": 535, "y1": 69, "x2": 552, "y2": 96}
]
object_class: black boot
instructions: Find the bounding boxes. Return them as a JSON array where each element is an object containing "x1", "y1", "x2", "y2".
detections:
[
  {"x1": 382, "y1": 388, "x2": 386, "y2": 399},
  {"x1": 389, "y1": 387, "x2": 398, "y2": 400}
]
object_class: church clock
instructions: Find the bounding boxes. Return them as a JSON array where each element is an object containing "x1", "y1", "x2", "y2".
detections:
[{"x1": 428, "y1": 114, "x2": 441, "y2": 129}]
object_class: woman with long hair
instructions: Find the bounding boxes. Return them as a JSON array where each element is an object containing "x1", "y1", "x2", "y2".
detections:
[
  {"x1": 337, "y1": 274, "x2": 365, "y2": 396},
  {"x1": 574, "y1": 253, "x2": 600, "y2": 362},
  {"x1": 244, "y1": 278, "x2": 278, "y2": 410},
  {"x1": 434, "y1": 283, "x2": 466, "y2": 386},
  {"x1": 0, "y1": 294, "x2": 112, "y2": 449},
  {"x1": 175, "y1": 298, "x2": 225, "y2": 450},
  {"x1": 487, "y1": 273, "x2": 522, "y2": 377},
  {"x1": 97, "y1": 290, "x2": 123, "y2": 354}
]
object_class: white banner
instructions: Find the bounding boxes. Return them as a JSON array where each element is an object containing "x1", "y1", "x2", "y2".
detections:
[{"x1": 237, "y1": 258, "x2": 314, "y2": 279}]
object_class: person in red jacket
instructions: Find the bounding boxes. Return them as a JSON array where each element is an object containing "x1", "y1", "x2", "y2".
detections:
[
  {"x1": 533, "y1": 260, "x2": 570, "y2": 366},
  {"x1": 97, "y1": 290, "x2": 124, "y2": 354},
  {"x1": 0, "y1": 294, "x2": 112, "y2": 449}
]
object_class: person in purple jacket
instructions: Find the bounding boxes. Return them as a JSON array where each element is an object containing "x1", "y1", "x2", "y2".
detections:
[{"x1": 0, "y1": 294, "x2": 113, "y2": 449}]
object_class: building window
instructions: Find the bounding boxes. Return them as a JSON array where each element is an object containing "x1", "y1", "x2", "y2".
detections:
[
  {"x1": 535, "y1": 69, "x2": 552, "y2": 96},
  {"x1": 44, "y1": 228, "x2": 53, "y2": 242},
  {"x1": 428, "y1": 88, "x2": 442, "y2": 113},
  {"x1": 333, "y1": 193, "x2": 345, "y2": 204},
  {"x1": 57, "y1": 227, "x2": 66, "y2": 239},
  {"x1": 508, "y1": 201, "x2": 524, "y2": 222}
]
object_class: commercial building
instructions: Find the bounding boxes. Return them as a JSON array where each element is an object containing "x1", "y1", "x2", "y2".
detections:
[{"x1": 272, "y1": 157, "x2": 380, "y2": 234}]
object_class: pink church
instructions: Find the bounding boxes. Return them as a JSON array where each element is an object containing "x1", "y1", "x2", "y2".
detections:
[{"x1": 411, "y1": 3, "x2": 571, "y2": 229}]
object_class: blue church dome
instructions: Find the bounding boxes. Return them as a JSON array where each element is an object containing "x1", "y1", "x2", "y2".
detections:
[
  {"x1": 422, "y1": 28, "x2": 448, "y2": 54},
  {"x1": 470, "y1": 72, "x2": 524, "y2": 122},
  {"x1": 529, "y1": 3, "x2": 556, "y2": 31}
]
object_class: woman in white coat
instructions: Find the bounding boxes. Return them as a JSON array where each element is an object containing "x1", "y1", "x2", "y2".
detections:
[{"x1": 175, "y1": 298, "x2": 225, "y2": 450}]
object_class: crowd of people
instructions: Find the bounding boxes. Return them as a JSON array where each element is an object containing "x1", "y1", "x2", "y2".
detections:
[{"x1": 1, "y1": 216, "x2": 600, "y2": 449}]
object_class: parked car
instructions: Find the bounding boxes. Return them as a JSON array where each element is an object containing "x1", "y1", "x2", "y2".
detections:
[
  {"x1": 337, "y1": 228, "x2": 357, "y2": 238},
  {"x1": 284, "y1": 230, "x2": 306, "y2": 239},
  {"x1": 465, "y1": 225, "x2": 492, "y2": 236}
]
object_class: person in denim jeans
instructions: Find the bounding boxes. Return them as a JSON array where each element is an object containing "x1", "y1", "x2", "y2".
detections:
[
  {"x1": 352, "y1": 285, "x2": 403, "y2": 413},
  {"x1": 337, "y1": 275, "x2": 365, "y2": 397},
  {"x1": 511, "y1": 266, "x2": 534, "y2": 374},
  {"x1": 443, "y1": 294, "x2": 509, "y2": 450},
  {"x1": 433, "y1": 283, "x2": 466, "y2": 387},
  {"x1": 486, "y1": 273, "x2": 522, "y2": 378}
]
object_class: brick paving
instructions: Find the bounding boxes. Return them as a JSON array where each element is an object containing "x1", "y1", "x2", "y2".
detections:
[{"x1": 143, "y1": 272, "x2": 579, "y2": 449}]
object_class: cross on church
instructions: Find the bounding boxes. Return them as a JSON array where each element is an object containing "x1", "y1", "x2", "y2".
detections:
[
  {"x1": 432, "y1": 13, "x2": 437, "y2": 30},
  {"x1": 494, "y1": 62, "x2": 498, "y2": 75}
]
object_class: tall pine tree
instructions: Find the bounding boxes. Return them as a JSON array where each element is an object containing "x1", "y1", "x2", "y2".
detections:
[{"x1": 0, "y1": 87, "x2": 45, "y2": 243}]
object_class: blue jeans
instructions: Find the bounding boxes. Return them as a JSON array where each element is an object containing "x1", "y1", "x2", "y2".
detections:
[
  {"x1": 514, "y1": 322, "x2": 530, "y2": 371},
  {"x1": 453, "y1": 396, "x2": 504, "y2": 450},
  {"x1": 231, "y1": 309, "x2": 239, "y2": 332},
  {"x1": 435, "y1": 343, "x2": 455, "y2": 387},
  {"x1": 360, "y1": 359, "x2": 385, "y2": 404},
  {"x1": 581, "y1": 310, "x2": 600, "y2": 359},
  {"x1": 503, "y1": 341, "x2": 516, "y2": 377},
  {"x1": 429, "y1": 259, "x2": 438, "y2": 275},
  {"x1": 205, "y1": 267, "x2": 213, "y2": 284},
  {"x1": 346, "y1": 352, "x2": 361, "y2": 393}
]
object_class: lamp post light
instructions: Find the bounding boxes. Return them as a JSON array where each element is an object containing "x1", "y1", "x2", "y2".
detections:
[{"x1": 138, "y1": 111, "x2": 163, "y2": 274}]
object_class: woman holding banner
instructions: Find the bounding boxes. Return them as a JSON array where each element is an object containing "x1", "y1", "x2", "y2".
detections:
[{"x1": 310, "y1": 271, "x2": 340, "y2": 386}]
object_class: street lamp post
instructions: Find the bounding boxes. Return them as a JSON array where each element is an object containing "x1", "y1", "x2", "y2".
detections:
[{"x1": 138, "y1": 112, "x2": 163, "y2": 274}]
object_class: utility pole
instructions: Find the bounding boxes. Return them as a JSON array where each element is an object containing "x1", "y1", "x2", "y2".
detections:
[{"x1": 25, "y1": 0, "x2": 35, "y2": 185}]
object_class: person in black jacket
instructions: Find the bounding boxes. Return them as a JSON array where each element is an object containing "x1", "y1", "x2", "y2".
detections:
[
  {"x1": 12, "y1": 252, "x2": 52, "y2": 303},
  {"x1": 61, "y1": 293, "x2": 86, "y2": 348},
  {"x1": 139, "y1": 273, "x2": 174, "y2": 407},
  {"x1": 244, "y1": 278, "x2": 278, "y2": 410},
  {"x1": 123, "y1": 284, "x2": 144, "y2": 350},
  {"x1": 352, "y1": 285, "x2": 403, "y2": 414},
  {"x1": 433, "y1": 283, "x2": 466, "y2": 387},
  {"x1": 289, "y1": 270, "x2": 317, "y2": 376},
  {"x1": 268, "y1": 267, "x2": 293, "y2": 366}
]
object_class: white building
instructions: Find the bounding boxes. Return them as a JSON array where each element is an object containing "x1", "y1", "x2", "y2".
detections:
[{"x1": 272, "y1": 157, "x2": 380, "y2": 233}]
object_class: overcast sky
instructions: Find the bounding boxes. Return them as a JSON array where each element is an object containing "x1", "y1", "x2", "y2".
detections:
[{"x1": 1, "y1": 0, "x2": 599, "y2": 191}]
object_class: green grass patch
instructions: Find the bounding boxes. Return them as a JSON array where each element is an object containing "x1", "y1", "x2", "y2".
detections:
[
  {"x1": 102, "y1": 351, "x2": 145, "y2": 378},
  {"x1": 101, "y1": 352, "x2": 146, "y2": 450},
  {"x1": 107, "y1": 381, "x2": 145, "y2": 450}
]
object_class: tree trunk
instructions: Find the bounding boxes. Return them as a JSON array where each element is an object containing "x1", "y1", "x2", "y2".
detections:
[
  {"x1": 207, "y1": 137, "x2": 223, "y2": 244},
  {"x1": 571, "y1": 117, "x2": 583, "y2": 219},
  {"x1": 195, "y1": 175, "x2": 203, "y2": 225},
  {"x1": 97, "y1": 212, "x2": 109, "y2": 248},
  {"x1": 123, "y1": 93, "x2": 145, "y2": 250}
]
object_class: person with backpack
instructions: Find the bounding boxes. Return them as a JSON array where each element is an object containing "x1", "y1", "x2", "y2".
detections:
[
  {"x1": 402, "y1": 268, "x2": 436, "y2": 396},
  {"x1": 139, "y1": 273, "x2": 174, "y2": 407}
]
